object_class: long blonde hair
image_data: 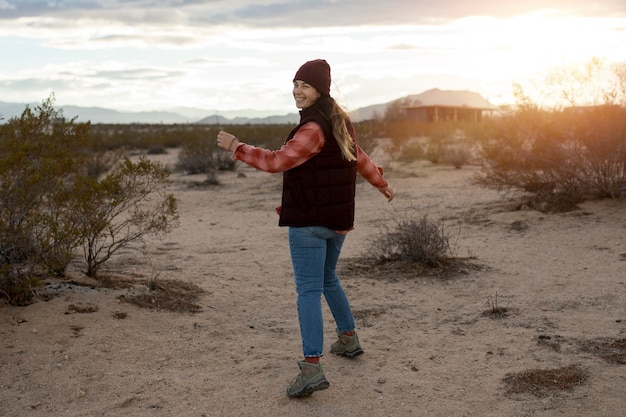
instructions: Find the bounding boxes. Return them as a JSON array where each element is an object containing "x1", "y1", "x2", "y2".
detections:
[{"x1": 319, "y1": 96, "x2": 357, "y2": 161}]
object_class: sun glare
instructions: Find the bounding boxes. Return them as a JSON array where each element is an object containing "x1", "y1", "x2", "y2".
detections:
[{"x1": 496, "y1": 14, "x2": 622, "y2": 72}]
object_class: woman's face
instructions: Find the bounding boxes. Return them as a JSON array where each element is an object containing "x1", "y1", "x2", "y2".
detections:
[{"x1": 293, "y1": 80, "x2": 321, "y2": 109}]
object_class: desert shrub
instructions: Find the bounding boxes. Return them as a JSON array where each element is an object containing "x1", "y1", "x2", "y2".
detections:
[
  {"x1": 174, "y1": 124, "x2": 294, "y2": 174},
  {"x1": 561, "y1": 105, "x2": 626, "y2": 198},
  {"x1": 476, "y1": 104, "x2": 626, "y2": 211},
  {"x1": 369, "y1": 214, "x2": 452, "y2": 267},
  {"x1": 214, "y1": 149, "x2": 237, "y2": 171},
  {"x1": 385, "y1": 138, "x2": 424, "y2": 163},
  {"x1": 380, "y1": 107, "x2": 476, "y2": 165},
  {"x1": 422, "y1": 124, "x2": 464, "y2": 165},
  {"x1": 0, "y1": 97, "x2": 180, "y2": 303},
  {"x1": 475, "y1": 58, "x2": 626, "y2": 211},
  {"x1": 0, "y1": 96, "x2": 92, "y2": 286},
  {"x1": 177, "y1": 136, "x2": 215, "y2": 174},
  {"x1": 0, "y1": 267, "x2": 43, "y2": 306},
  {"x1": 424, "y1": 139, "x2": 445, "y2": 164},
  {"x1": 70, "y1": 156, "x2": 179, "y2": 277},
  {"x1": 84, "y1": 150, "x2": 124, "y2": 178},
  {"x1": 88, "y1": 124, "x2": 221, "y2": 151},
  {"x1": 441, "y1": 143, "x2": 473, "y2": 169}
]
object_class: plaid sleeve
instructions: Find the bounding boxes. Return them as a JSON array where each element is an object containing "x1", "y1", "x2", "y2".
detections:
[
  {"x1": 233, "y1": 122, "x2": 324, "y2": 173},
  {"x1": 356, "y1": 145, "x2": 388, "y2": 189}
]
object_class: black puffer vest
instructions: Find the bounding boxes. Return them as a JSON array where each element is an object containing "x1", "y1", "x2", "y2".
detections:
[{"x1": 278, "y1": 103, "x2": 357, "y2": 230}]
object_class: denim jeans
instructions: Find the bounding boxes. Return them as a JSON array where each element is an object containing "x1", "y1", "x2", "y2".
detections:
[{"x1": 288, "y1": 226, "x2": 356, "y2": 358}]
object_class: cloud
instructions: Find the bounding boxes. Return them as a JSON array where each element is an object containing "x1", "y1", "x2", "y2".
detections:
[
  {"x1": 0, "y1": 0, "x2": 16, "y2": 11},
  {"x1": 93, "y1": 68, "x2": 184, "y2": 80},
  {"x1": 1, "y1": 0, "x2": 624, "y2": 115},
  {"x1": 2, "y1": 0, "x2": 625, "y2": 26},
  {"x1": 0, "y1": 77, "x2": 75, "y2": 92}
]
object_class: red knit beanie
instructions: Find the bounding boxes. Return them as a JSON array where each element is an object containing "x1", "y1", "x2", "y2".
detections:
[{"x1": 293, "y1": 59, "x2": 331, "y2": 96}]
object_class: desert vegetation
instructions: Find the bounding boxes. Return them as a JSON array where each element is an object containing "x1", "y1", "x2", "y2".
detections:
[
  {"x1": 2, "y1": 58, "x2": 625, "y2": 307},
  {"x1": 0, "y1": 97, "x2": 178, "y2": 305}
]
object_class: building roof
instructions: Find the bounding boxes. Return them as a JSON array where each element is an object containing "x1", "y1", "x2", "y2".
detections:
[{"x1": 404, "y1": 88, "x2": 496, "y2": 110}]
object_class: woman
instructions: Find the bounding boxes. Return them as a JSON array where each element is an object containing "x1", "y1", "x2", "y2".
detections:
[{"x1": 216, "y1": 59, "x2": 395, "y2": 398}]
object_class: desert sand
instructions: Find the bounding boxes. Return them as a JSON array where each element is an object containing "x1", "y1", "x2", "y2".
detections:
[{"x1": 1, "y1": 148, "x2": 625, "y2": 417}]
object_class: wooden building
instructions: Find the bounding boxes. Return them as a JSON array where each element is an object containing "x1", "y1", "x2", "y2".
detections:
[{"x1": 403, "y1": 88, "x2": 496, "y2": 123}]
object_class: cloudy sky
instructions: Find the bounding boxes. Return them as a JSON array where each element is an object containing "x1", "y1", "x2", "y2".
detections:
[{"x1": 1, "y1": 0, "x2": 625, "y2": 118}]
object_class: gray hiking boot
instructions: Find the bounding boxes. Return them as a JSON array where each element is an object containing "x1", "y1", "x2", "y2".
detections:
[
  {"x1": 286, "y1": 360, "x2": 330, "y2": 398},
  {"x1": 330, "y1": 330, "x2": 364, "y2": 357}
]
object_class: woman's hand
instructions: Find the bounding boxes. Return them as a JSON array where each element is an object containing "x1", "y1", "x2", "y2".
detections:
[
  {"x1": 216, "y1": 130, "x2": 240, "y2": 152},
  {"x1": 379, "y1": 185, "x2": 395, "y2": 202}
]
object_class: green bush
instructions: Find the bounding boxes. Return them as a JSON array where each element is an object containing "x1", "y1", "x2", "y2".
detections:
[
  {"x1": 0, "y1": 96, "x2": 91, "y2": 284},
  {"x1": 0, "y1": 96, "x2": 180, "y2": 303}
]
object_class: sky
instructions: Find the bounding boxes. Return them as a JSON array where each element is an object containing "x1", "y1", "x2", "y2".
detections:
[{"x1": 1, "y1": 0, "x2": 626, "y2": 118}]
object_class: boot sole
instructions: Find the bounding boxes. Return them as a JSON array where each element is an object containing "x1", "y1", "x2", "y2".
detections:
[
  {"x1": 333, "y1": 347, "x2": 364, "y2": 358},
  {"x1": 287, "y1": 379, "x2": 330, "y2": 398}
]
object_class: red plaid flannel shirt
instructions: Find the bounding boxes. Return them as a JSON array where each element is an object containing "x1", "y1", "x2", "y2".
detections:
[{"x1": 233, "y1": 122, "x2": 389, "y2": 189}]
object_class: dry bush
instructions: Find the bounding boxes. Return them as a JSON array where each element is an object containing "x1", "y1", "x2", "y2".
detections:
[
  {"x1": 0, "y1": 269, "x2": 44, "y2": 306},
  {"x1": 481, "y1": 293, "x2": 510, "y2": 318},
  {"x1": 475, "y1": 59, "x2": 626, "y2": 211},
  {"x1": 73, "y1": 156, "x2": 179, "y2": 277},
  {"x1": 368, "y1": 214, "x2": 453, "y2": 267},
  {"x1": 176, "y1": 136, "x2": 216, "y2": 174},
  {"x1": 386, "y1": 138, "x2": 424, "y2": 163},
  {"x1": 85, "y1": 149, "x2": 124, "y2": 179},
  {"x1": 441, "y1": 143, "x2": 473, "y2": 169},
  {"x1": 424, "y1": 140, "x2": 445, "y2": 164},
  {"x1": 381, "y1": 115, "x2": 475, "y2": 168},
  {"x1": 475, "y1": 105, "x2": 626, "y2": 211},
  {"x1": 214, "y1": 149, "x2": 237, "y2": 171}
]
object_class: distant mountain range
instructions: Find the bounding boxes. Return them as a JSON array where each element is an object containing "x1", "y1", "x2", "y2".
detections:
[{"x1": 0, "y1": 89, "x2": 494, "y2": 125}]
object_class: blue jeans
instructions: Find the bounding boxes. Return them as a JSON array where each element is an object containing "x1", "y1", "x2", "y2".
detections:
[{"x1": 288, "y1": 226, "x2": 357, "y2": 358}]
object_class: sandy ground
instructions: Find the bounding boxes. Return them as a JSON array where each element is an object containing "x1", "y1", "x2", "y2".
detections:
[{"x1": 1, "y1": 148, "x2": 625, "y2": 417}]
